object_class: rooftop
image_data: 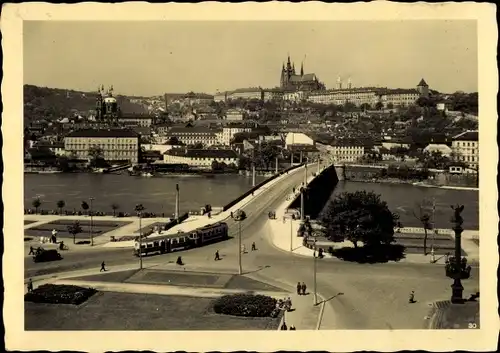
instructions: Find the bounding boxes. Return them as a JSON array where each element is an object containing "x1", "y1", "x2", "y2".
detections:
[
  {"x1": 418, "y1": 78, "x2": 429, "y2": 87},
  {"x1": 453, "y1": 130, "x2": 478, "y2": 142},
  {"x1": 167, "y1": 126, "x2": 220, "y2": 134},
  {"x1": 164, "y1": 149, "x2": 238, "y2": 159},
  {"x1": 66, "y1": 128, "x2": 140, "y2": 138}
]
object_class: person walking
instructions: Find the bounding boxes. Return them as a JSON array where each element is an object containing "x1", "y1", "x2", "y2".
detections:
[
  {"x1": 251, "y1": 242, "x2": 256, "y2": 251},
  {"x1": 214, "y1": 250, "x2": 220, "y2": 261},
  {"x1": 27, "y1": 278, "x2": 34, "y2": 293},
  {"x1": 100, "y1": 261, "x2": 106, "y2": 272},
  {"x1": 296, "y1": 282, "x2": 302, "y2": 295},
  {"x1": 408, "y1": 291, "x2": 415, "y2": 303},
  {"x1": 301, "y1": 282, "x2": 307, "y2": 295},
  {"x1": 29, "y1": 246, "x2": 35, "y2": 255}
]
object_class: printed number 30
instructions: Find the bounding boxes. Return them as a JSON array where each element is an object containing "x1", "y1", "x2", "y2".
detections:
[{"x1": 468, "y1": 323, "x2": 477, "y2": 329}]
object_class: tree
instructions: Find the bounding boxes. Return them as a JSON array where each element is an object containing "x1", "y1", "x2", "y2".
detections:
[
  {"x1": 56, "y1": 200, "x2": 65, "y2": 215},
  {"x1": 166, "y1": 136, "x2": 182, "y2": 145},
  {"x1": 88, "y1": 145, "x2": 104, "y2": 164},
  {"x1": 32, "y1": 198, "x2": 42, "y2": 214},
  {"x1": 211, "y1": 160, "x2": 221, "y2": 172},
  {"x1": 67, "y1": 221, "x2": 83, "y2": 244},
  {"x1": 418, "y1": 150, "x2": 450, "y2": 169},
  {"x1": 375, "y1": 101, "x2": 384, "y2": 110},
  {"x1": 81, "y1": 201, "x2": 89, "y2": 215},
  {"x1": 360, "y1": 103, "x2": 372, "y2": 111},
  {"x1": 413, "y1": 200, "x2": 434, "y2": 255},
  {"x1": 111, "y1": 203, "x2": 119, "y2": 217},
  {"x1": 387, "y1": 103, "x2": 394, "y2": 110},
  {"x1": 319, "y1": 191, "x2": 398, "y2": 248}
]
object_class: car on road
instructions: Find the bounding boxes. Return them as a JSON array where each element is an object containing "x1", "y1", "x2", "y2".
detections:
[{"x1": 33, "y1": 249, "x2": 63, "y2": 263}]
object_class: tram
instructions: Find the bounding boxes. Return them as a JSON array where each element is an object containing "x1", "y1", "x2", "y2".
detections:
[{"x1": 133, "y1": 222, "x2": 229, "y2": 257}]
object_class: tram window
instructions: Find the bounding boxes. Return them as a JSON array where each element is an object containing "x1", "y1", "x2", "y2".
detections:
[
  {"x1": 140, "y1": 245, "x2": 146, "y2": 249},
  {"x1": 147, "y1": 243, "x2": 153, "y2": 248},
  {"x1": 153, "y1": 241, "x2": 159, "y2": 247},
  {"x1": 172, "y1": 239, "x2": 178, "y2": 245}
]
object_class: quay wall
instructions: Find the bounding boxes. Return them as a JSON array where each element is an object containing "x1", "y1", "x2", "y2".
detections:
[
  {"x1": 287, "y1": 164, "x2": 339, "y2": 220},
  {"x1": 336, "y1": 164, "x2": 478, "y2": 188},
  {"x1": 222, "y1": 163, "x2": 303, "y2": 211}
]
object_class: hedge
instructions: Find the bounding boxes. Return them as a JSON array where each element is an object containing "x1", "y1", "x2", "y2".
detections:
[
  {"x1": 24, "y1": 284, "x2": 98, "y2": 305},
  {"x1": 213, "y1": 293, "x2": 277, "y2": 317}
]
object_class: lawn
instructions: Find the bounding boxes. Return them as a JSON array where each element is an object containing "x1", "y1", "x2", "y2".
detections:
[
  {"x1": 69, "y1": 269, "x2": 286, "y2": 293},
  {"x1": 25, "y1": 220, "x2": 130, "y2": 238},
  {"x1": 126, "y1": 270, "x2": 231, "y2": 288},
  {"x1": 25, "y1": 292, "x2": 281, "y2": 330},
  {"x1": 24, "y1": 220, "x2": 37, "y2": 225}
]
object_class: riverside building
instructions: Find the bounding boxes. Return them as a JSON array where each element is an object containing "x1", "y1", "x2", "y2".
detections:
[
  {"x1": 451, "y1": 130, "x2": 479, "y2": 171},
  {"x1": 64, "y1": 128, "x2": 140, "y2": 164},
  {"x1": 162, "y1": 148, "x2": 239, "y2": 169}
]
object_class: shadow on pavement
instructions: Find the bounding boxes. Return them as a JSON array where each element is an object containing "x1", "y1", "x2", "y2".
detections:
[
  {"x1": 243, "y1": 265, "x2": 271, "y2": 275},
  {"x1": 329, "y1": 244, "x2": 406, "y2": 263},
  {"x1": 317, "y1": 292, "x2": 344, "y2": 305}
]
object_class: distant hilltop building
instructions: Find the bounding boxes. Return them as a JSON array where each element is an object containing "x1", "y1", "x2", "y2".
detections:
[
  {"x1": 164, "y1": 92, "x2": 214, "y2": 107},
  {"x1": 280, "y1": 54, "x2": 325, "y2": 92},
  {"x1": 307, "y1": 78, "x2": 430, "y2": 108}
]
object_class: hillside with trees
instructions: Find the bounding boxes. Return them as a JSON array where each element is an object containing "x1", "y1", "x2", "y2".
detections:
[{"x1": 23, "y1": 84, "x2": 147, "y2": 123}]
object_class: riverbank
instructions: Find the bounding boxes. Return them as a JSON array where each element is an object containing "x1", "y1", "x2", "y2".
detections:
[{"x1": 348, "y1": 178, "x2": 479, "y2": 191}]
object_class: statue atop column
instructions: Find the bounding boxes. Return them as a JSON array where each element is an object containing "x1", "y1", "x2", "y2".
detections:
[{"x1": 450, "y1": 204, "x2": 464, "y2": 228}]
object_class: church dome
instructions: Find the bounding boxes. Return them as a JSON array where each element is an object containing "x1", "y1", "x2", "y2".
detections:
[{"x1": 103, "y1": 97, "x2": 117, "y2": 104}]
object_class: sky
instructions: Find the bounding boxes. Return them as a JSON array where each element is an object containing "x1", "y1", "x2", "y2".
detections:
[{"x1": 23, "y1": 21, "x2": 478, "y2": 96}]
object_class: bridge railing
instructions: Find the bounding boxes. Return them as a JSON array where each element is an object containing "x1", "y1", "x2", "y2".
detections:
[{"x1": 222, "y1": 163, "x2": 304, "y2": 211}]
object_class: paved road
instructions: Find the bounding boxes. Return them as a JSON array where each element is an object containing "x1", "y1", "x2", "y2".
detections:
[{"x1": 25, "y1": 166, "x2": 480, "y2": 329}]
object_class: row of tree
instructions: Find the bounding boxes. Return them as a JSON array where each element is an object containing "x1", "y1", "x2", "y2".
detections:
[{"x1": 30, "y1": 197, "x2": 121, "y2": 216}]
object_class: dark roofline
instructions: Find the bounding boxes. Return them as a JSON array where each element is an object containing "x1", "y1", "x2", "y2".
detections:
[{"x1": 66, "y1": 128, "x2": 140, "y2": 138}]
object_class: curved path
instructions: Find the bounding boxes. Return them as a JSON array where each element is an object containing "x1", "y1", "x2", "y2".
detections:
[{"x1": 24, "y1": 165, "x2": 479, "y2": 329}]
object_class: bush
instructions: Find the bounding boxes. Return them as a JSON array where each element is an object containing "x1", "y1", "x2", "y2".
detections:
[
  {"x1": 213, "y1": 293, "x2": 277, "y2": 317},
  {"x1": 24, "y1": 284, "x2": 98, "y2": 305}
]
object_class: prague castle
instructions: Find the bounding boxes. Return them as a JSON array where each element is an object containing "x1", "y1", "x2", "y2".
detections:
[{"x1": 280, "y1": 55, "x2": 325, "y2": 92}]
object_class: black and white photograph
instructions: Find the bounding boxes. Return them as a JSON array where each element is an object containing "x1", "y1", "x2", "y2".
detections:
[{"x1": 2, "y1": 2, "x2": 498, "y2": 352}]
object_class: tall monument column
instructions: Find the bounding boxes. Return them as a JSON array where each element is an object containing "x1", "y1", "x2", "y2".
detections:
[{"x1": 175, "y1": 183, "x2": 180, "y2": 219}]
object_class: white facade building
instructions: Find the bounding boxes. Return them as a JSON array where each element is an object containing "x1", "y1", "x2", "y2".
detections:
[
  {"x1": 451, "y1": 130, "x2": 479, "y2": 170},
  {"x1": 162, "y1": 149, "x2": 239, "y2": 168},
  {"x1": 285, "y1": 132, "x2": 315, "y2": 148}
]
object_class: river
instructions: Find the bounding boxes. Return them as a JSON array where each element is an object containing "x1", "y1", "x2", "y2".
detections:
[
  {"x1": 24, "y1": 173, "x2": 479, "y2": 230},
  {"x1": 331, "y1": 181, "x2": 479, "y2": 230},
  {"x1": 24, "y1": 173, "x2": 267, "y2": 216}
]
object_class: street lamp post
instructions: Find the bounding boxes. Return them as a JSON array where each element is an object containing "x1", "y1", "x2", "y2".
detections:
[
  {"x1": 449, "y1": 205, "x2": 466, "y2": 303},
  {"x1": 89, "y1": 197, "x2": 94, "y2": 246},
  {"x1": 135, "y1": 203, "x2": 145, "y2": 270},
  {"x1": 300, "y1": 187, "x2": 305, "y2": 222},
  {"x1": 313, "y1": 239, "x2": 318, "y2": 305},
  {"x1": 234, "y1": 209, "x2": 247, "y2": 275},
  {"x1": 290, "y1": 215, "x2": 293, "y2": 252}
]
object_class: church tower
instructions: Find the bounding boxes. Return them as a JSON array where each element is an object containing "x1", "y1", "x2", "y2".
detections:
[
  {"x1": 417, "y1": 78, "x2": 429, "y2": 97},
  {"x1": 95, "y1": 85, "x2": 104, "y2": 121},
  {"x1": 280, "y1": 63, "x2": 287, "y2": 88},
  {"x1": 300, "y1": 62, "x2": 304, "y2": 76}
]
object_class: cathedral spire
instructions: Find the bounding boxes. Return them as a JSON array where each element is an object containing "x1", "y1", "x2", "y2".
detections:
[{"x1": 300, "y1": 62, "x2": 304, "y2": 76}]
